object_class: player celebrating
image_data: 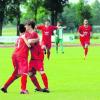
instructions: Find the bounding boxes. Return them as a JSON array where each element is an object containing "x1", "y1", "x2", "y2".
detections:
[
  {"x1": 1, "y1": 24, "x2": 30, "y2": 94},
  {"x1": 24, "y1": 20, "x2": 49, "y2": 93},
  {"x1": 36, "y1": 19, "x2": 57, "y2": 59},
  {"x1": 1, "y1": 24, "x2": 38, "y2": 94},
  {"x1": 54, "y1": 21, "x2": 66, "y2": 54},
  {"x1": 78, "y1": 19, "x2": 92, "y2": 59}
]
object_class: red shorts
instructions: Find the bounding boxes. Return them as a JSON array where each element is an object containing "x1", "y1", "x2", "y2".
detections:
[
  {"x1": 80, "y1": 37, "x2": 90, "y2": 47},
  {"x1": 12, "y1": 55, "x2": 28, "y2": 75},
  {"x1": 41, "y1": 41, "x2": 51, "y2": 49},
  {"x1": 29, "y1": 60, "x2": 44, "y2": 72}
]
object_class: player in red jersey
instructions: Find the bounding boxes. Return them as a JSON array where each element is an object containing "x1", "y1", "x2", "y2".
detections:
[
  {"x1": 36, "y1": 19, "x2": 57, "y2": 59},
  {"x1": 24, "y1": 20, "x2": 49, "y2": 92},
  {"x1": 1, "y1": 24, "x2": 38, "y2": 94},
  {"x1": 78, "y1": 19, "x2": 92, "y2": 59},
  {"x1": 1, "y1": 24, "x2": 30, "y2": 94}
]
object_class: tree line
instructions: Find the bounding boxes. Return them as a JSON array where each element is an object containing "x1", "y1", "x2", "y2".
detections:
[{"x1": 0, "y1": 0, "x2": 100, "y2": 36}]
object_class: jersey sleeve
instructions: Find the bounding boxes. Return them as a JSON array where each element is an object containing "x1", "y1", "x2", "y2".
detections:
[
  {"x1": 36, "y1": 25, "x2": 43, "y2": 30},
  {"x1": 52, "y1": 26, "x2": 57, "y2": 30}
]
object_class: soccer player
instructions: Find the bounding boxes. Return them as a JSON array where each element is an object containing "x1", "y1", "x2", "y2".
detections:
[
  {"x1": 36, "y1": 19, "x2": 57, "y2": 59},
  {"x1": 78, "y1": 19, "x2": 92, "y2": 59},
  {"x1": 1, "y1": 24, "x2": 38, "y2": 94},
  {"x1": 54, "y1": 21, "x2": 66, "y2": 54},
  {"x1": 25, "y1": 20, "x2": 49, "y2": 93}
]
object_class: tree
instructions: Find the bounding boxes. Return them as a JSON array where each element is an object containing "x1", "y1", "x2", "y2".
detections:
[
  {"x1": 77, "y1": 0, "x2": 92, "y2": 25},
  {"x1": 23, "y1": 0, "x2": 44, "y2": 23},
  {"x1": 44, "y1": 0, "x2": 69, "y2": 25},
  {"x1": 7, "y1": 0, "x2": 26, "y2": 36},
  {"x1": 0, "y1": 0, "x2": 11, "y2": 36},
  {"x1": 91, "y1": 0, "x2": 100, "y2": 25},
  {"x1": 62, "y1": 4, "x2": 78, "y2": 28}
]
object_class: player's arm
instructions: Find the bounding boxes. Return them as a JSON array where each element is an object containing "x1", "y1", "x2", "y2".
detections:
[
  {"x1": 62, "y1": 26, "x2": 66, "y2": 29},
  {"x1": 51, "y1": 26, "x2": 58, "y2": 35},
  {"x1": 21, "y1": 35, "x2": 31, "y2": 48},
  {"x1": 35, "y1": 24, "x2": 43, "y2": 30},
  {"x1": 28, "y1": 38, "x2": 39, "y2": 44},
  {"x1": 28, "y1": 32, "x2": 40, "y2": 44},
  {"x1": 57, "y1": 26, "x2": 62, "y2": 29},
  {"x1": 77, "y1": 26, "x2": 84, "y2": 37}
]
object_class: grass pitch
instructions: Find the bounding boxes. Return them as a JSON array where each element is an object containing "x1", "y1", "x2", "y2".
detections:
[{"x1": 0, "y1": 46, "x2": 100, "y2": 100}]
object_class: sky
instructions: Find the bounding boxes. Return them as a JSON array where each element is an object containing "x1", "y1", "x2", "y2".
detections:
[{"x1": 69, "y1": 0, "x2": 100, "y2": 4}]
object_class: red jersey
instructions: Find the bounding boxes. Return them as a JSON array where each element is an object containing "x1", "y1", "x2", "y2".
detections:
[
  {"x1": 78, "y1": 25, "x2": 92, "y2": 38},
  {"x1": 13, "y1": 36, "x2": 29, "y2": 58},
  {"x1": 30, "y1": 43, "x2": 44, "y2": 60},
  {"x1": 37, "y1": 25, "x2": 57, "y2": 43},
  {"x1": 25, "y1": 31, "x2": 38, "y2": 47},
  {"x1": 25, "y1": 31, "x2": 44, "y2": 60}
]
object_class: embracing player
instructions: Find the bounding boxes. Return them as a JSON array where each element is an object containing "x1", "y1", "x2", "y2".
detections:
[
  {"x1": 1, "y1": 24, "x2": 38, "y2": 94},
  {"x1": 1, "y1": 24, "x2": 30, "y2": 94},
  {"x1": 24, "y1": 20, "x2": 49, "y2": 93},
  {"x1": 78, "y1": 19, "x2": 92, "y2": 59}
]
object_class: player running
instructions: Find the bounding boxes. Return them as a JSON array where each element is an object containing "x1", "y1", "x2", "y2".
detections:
[
  {"x1": 36, "y1": 19, "x2": 57, "y2": 59},
  {"x1": 78, "y1": 19, "x2": 92, "y2": 59}
]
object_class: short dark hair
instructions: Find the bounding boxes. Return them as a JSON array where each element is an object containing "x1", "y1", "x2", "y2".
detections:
[
  {"x1": 19, "y1": 24, "x2": 26, "y2": 33},
  {"x1": 25, "y1": 20, "x2": 35, "y2": 29}
]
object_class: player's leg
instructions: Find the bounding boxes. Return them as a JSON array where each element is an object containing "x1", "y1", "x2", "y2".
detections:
[
  {"x1": 41, "y1": 42, "x2": 46, "y2": 54},
  {"x1": 47, "y1": 48, "x2": 50, "y2": 59},
  {"x1": 39, "y1": 71, "x2": 49, "y2": 93},
  {"x1": 29, "y1": 61, "x2": 41, "y2": 91},
  {"x1": 84, "y1": 38, "x2": 90, "y2": 57},
  {"x1": 80, "y1": 37, "x2": 86, "y2": 58},
  {"x1": 36, "y1": 60, "x2": 49, "y2": 93},
  {"x1": 20, "y1": 74, "x2": 29, "y2": 94},
  {"x1": 1, "y1": 68, "x2": 20, "y2": 93},
  {"x1": 84, "y1": 43, "x2": 89, "y2": 57},
  {"x1": 18, "y1": 58, "x2": 29, "y2": 94},
  {"x1": 29, "y1": 70, "x2": 41, "y2": 91},
  {"x1": 55, "y1": 38, "x2": 59, "y2": 53},
  {"x1": 59, "y1": 39, "x2": 64, "y2": 53},
  {"x1": 1, "y1": 56, "x2": 20, "y2": 93}
]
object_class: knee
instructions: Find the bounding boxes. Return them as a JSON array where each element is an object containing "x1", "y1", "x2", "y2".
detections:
[
  {"x1": 47, "y1": 49, "x2": 50, "y2": 53},
  {"x1": 28, "y1": 71, "x2": 36, "y2": 77},
  {"x1": 39, "y1": 71, "x2": 45, "y2": 75},
  {"x1": 16, "y1": 75, "x2": 20, "y2": 79}
]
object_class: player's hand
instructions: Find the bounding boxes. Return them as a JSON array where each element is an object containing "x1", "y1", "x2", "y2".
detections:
[
  {"x1": 80, "y1": 34, "x2": 84, "y2": 37},
  {"x1": 28, "y1": 44, "x2": 31, "y2": 48},
  {"x1": 28, "y1": 39, "x2": 32, "y2": 44}
]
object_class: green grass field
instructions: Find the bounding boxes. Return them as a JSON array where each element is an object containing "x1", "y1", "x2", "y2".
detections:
[{"x1": 0, "y1": 46, "x2": 100, "y2": 100}]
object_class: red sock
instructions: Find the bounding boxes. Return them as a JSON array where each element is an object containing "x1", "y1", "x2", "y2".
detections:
[
  {"x1": 3, "y1": 75, "x2": 16, "y2": 89},
  {"x1": 41, "y1": 73, "x2": 48, "y2": 89},
  {"x1": 30, "y1": 76, "x2": 41, "y2": 90},
  {"x1": 85, "y1": 48, "x2": 88, "y2": 56},
  {"x1": 21, "y1": 74, "x2": 27, "y2": 91}
]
